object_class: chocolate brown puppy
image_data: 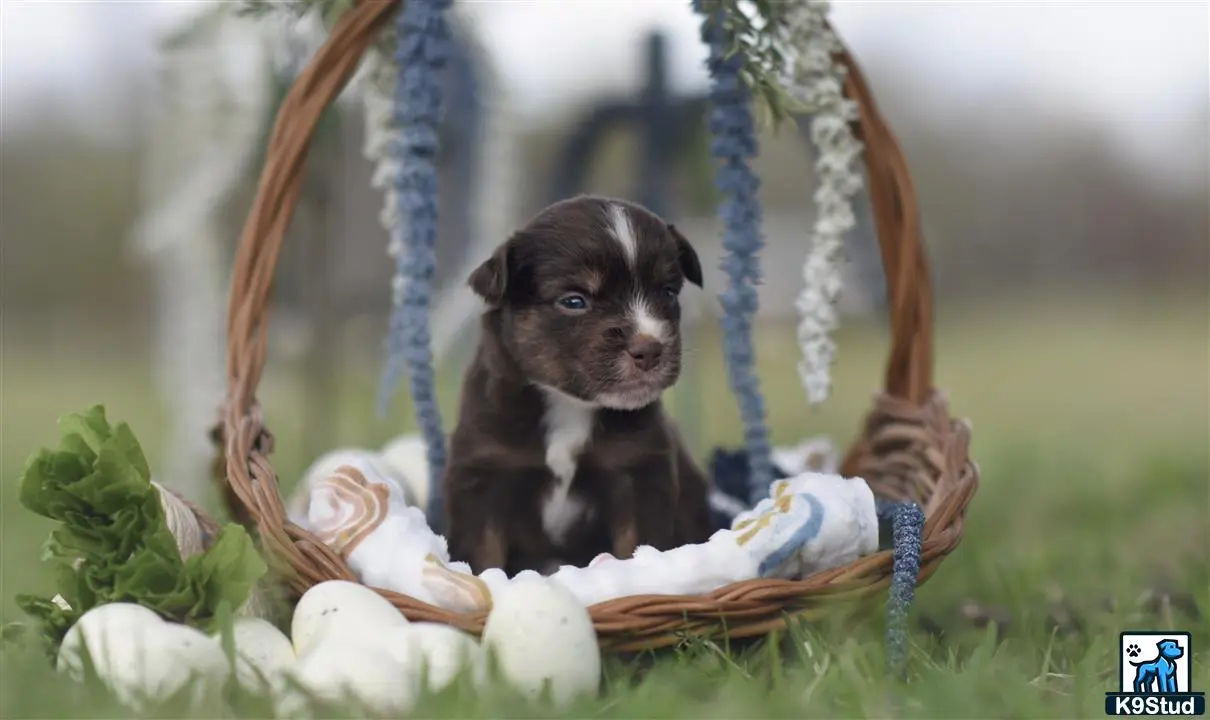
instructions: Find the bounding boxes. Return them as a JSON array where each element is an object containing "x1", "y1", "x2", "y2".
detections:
[{"x1": 443, "y1": 195, "x2": 714, "y2": 575}]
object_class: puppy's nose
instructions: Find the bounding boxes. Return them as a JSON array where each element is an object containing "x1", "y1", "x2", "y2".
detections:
[{"x1": 626, "y1": 336, "x2": 663, "y2": 371}]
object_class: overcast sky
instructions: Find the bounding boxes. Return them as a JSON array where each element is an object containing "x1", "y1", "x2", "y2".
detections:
[{"x1": 3, "y1": 1, "x2": 1207, "y2": 174}]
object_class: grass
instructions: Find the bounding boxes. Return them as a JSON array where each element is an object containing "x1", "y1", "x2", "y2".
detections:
[{"x1": 1, "y1": 291, "x2": 1207, "y2": 718}]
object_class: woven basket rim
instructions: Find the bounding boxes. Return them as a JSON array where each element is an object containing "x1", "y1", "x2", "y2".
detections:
[{"x1": 213, "y1": 0, "x2": 979, "y2": 651}]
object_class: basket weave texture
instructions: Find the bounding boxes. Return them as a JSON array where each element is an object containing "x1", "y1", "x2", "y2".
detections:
[{"x1": 215, "y1": 0, "x2": 979, "y2": 652}]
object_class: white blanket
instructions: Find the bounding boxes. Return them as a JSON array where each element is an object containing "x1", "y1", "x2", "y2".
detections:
[{"x1": 293, "y1": 440, "x2": 878, "y2": 612}]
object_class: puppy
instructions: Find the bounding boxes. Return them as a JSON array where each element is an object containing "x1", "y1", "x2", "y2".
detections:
[{"x1": 443, "y1": 195, "x2": 714, "y2": 575}]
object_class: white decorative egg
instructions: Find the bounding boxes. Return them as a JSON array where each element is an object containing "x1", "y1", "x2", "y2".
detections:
[
  {"x1": 481, "y1": 578, "x2": 601, "y2": 707},
  {"x1": 57, "y1": 603, "x2": 166, "y2": 698},
  {"x1": 56, "y1": 603, "x2": 228, "y2": 710},
  {"x1": 150, "y1": 622, "x2": 231, "y2": 703},
  {"x1": 219, "y1": 617, "x2": 295, "y2": 693},
  {"x1": 291, "y1": 580, "x2": 408, "y2": 656},
  {"x1": 380, "y1": 622, "x2": 485, "y2": 693},
  {"x1": 284, "y1": 634, "x2": 418, "y2": 717}
]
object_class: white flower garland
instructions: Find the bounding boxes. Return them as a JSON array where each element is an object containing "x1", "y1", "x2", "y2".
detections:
[
  {"x1": 237, "y1": 1, "x2": 523, "y2": 367},
  {"x1": 131, "y1": 2, "x2": 409, "y2": 503},
  {"x1": 356, "y1": 6, "x2": 522, "y2": 361},
  {"x1": 784, "y1": 0, "x2": 864, "y2": 405},
  {"x1": 354, "y1": 50, "x2": 409, "y2": 308},
  {"x1": 132, "y1": 6, "x2": 279, "y2": 499}
]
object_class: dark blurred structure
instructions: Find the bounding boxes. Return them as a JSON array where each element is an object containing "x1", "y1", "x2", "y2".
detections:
[
  {"x1": 1, "y1": 24, "x2": 1206, "y2": 344},
  {"x1": 548, "y1": 32, "x2": 697, "y2": 217},
  {"x1": 545, "y1": 30, "x2": 886, "y2": 313}
]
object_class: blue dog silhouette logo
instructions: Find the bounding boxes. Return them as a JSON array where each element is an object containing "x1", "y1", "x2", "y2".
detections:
[{"x1": 1129, "y1": 638, "x2": 1185, "y2": 694}]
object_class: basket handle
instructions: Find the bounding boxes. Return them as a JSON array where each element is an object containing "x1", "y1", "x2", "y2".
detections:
[
  {"x1": 217, "y1": 4, "x2": 935, "y2": 531},
  {"x1": 834, "y1": 40, "x2": 935, "y2": 404},
  {"x1": 225, "y1": 0, "x2": 397, "y2": 420},
  {"x1": 218, "y1": 0, "x2": 397, "y2": 543}
]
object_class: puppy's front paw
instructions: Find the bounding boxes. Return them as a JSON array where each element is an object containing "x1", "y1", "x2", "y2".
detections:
[
  {"x1": 611, "y1": 528, "x2": 638, "y2": 560},
  {"x1": 464, "y1": 524, "x2": 508, "y2": 574},
  {"x1": 539, "y1": 558, "x2": 566, "y2": 575}
]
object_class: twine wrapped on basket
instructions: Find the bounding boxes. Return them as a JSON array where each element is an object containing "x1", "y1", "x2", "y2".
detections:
[
  {"x1": 154, "y1": 482, "x2": 275, "y2": 620},
  {"x1": 212, "y1": 0, "x2": 978, "y2": 652}
]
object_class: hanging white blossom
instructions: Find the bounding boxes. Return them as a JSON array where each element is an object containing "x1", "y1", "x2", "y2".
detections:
[
  {"x1": 356, "y1": 5, "x2": 523, "y2": 359},
  {"x1": 783, "y1": 0, "x2": 864, "y2": 405},
  {"x1": 131, "y1": 5, "x2": 280, "y2": 500},
  {"x1": 131, "y1": 2, "x2": 515, "y2": 501},
  {"x1": 237, "y1": 0, "x2": 519, "y2": 362},
  {"x1": 353, "y1": 49, "x2": 409, "y2": 308},
  {"x1": 134, "y1": 2, "x2": 367, "y2": 500}
]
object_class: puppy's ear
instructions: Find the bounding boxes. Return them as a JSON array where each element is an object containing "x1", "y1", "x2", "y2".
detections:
[
  {"x1": 667, "y1": 224, "x2": 703, "y2": 288},
  {"x1": 469, "y1": 245, "x2": 510, "y2": 305}
]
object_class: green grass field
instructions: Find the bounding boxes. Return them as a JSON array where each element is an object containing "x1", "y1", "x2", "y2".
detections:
[{"x1": 2, "y1": 292, "x2": 1207, "y2": 718}]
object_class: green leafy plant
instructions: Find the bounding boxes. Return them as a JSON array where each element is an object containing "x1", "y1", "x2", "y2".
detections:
[
  {"x1": 12, "y1": 406, "x2": 267, "y2": 651},
  {"x1": 236, "y1": 0, "x2": 355, "y2": 30},
  {"x1": 698, "y1": 0, "x2": 808, "y2": 127}
]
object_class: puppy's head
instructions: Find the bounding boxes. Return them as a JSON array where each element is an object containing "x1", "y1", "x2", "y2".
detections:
[{"x1": 470, "y1": 195, "x2": 703, "y2": 410}]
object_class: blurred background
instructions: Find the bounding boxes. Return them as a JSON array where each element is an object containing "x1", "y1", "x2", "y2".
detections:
[{"x1": 2, "y1": 2, "x2": 1207, "y2": 628}]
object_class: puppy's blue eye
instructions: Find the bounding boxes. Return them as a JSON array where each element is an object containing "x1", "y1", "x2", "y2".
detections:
[
  {"x1": 663, "y1": 286, "x2": 679, "y2": 300},
  {"x1": 557, "y1": 293, "x2": 588, "y2": 311}
]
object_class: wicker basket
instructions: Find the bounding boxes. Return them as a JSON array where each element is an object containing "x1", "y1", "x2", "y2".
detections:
[{"x1": 214, "y1": 0, "x2": 979, "y2": 652}]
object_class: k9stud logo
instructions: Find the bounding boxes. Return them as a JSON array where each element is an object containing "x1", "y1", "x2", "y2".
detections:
[{"x1": 1106, "y1": 631, "x2": 1205, "y2": 716}]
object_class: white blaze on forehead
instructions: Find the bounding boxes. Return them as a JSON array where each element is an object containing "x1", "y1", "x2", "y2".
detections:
[
  {"x1": 605, "y1": 202, "x2": 638, "y2": 267},
  {"x1": 628, "y1": 295, "x2": 670, "y2": 343},
  {"x1": 538, "y1": 386, "x2": 594, "y2": 544}
]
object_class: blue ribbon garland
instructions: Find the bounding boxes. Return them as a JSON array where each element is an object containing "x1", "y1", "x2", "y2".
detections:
[
  {"x1": 379, "y1": 0, "x2": 452, "y2": 530},
  {"x1": 877, "y1": 499, "x2": 924, "y2": 678},
  {"x1": 691, "y1": 0, "x2": 924, "y2": 679},
  {"x1": 710, "y1": 448, "x2": 925, "y2": 677},
  {"x1": 377, "y1": 0, "x2": 926, "y2": 676},
  {"x1": 692, "y1": 0, "x2": 776, "y2": 507}
]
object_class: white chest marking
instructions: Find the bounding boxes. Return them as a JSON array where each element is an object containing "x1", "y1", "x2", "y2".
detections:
[
  {"x1": 606, "y1": 202, "x2": 638, "y2": 268},
  {"x1": 538, "y1": 387, "x2": 596, "y2": 543}
]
